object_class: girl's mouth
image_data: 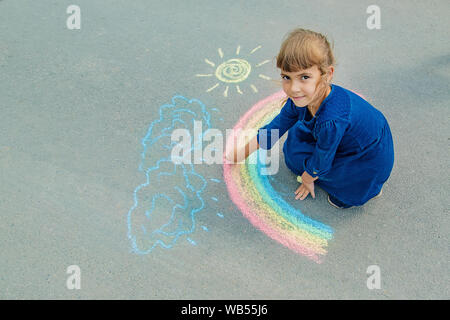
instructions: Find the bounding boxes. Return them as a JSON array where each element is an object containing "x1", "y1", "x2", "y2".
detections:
[{"x1": 293, "y1": 96, "x2": 305, "y2": 101}]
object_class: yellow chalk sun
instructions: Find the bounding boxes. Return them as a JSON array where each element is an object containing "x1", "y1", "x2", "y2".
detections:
[{"x1": 196, "y1": 45, "x2": 271, "y2": 97}]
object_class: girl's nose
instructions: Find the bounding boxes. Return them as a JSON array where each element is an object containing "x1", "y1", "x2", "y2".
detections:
[{"x1": 291, "y1": 81, "x2": 302, "y2": 93}]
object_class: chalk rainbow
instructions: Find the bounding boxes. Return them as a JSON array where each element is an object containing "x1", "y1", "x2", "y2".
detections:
[{"x1": 223, "y1": 90, "x2": 334, "y2": 263}]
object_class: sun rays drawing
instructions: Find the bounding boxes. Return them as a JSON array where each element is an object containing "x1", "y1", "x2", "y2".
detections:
[{"x1": 196, "y1": 45, "x2": 272, "y2": 97}]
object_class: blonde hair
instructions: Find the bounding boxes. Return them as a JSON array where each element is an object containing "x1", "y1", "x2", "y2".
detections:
[{"x1": 277, "y1": 28, "x2": 336, "y2": 112}]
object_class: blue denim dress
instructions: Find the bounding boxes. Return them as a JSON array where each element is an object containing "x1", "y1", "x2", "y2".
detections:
[{"x1": 257, "y1": 84, "x2": 394, "y2": 207}]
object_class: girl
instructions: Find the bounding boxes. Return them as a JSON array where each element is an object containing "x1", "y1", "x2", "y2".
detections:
[{"x1": 227, "y1": 28, "x2": 394, "y2": 209}]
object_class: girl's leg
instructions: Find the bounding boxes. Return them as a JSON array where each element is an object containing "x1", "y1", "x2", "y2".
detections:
[
  {"x1": 282, "y1": 141, "x2": 314, "y2": 177},
  {"x1": 284, "y1": 155, "x2": 303, "y2": 176}
]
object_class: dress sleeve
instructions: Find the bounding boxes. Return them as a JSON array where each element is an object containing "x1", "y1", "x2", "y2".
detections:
[
  {"x1": 256, "y1": 99, "x2": 301, "y2": 150},
  {"x1": 303, "y1": 120, "x2": 348, "y2": 178}
]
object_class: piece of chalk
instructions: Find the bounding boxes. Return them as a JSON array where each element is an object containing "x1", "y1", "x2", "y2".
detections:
[{"x1": 297, "y1": 176, "x2": 302, "y2": 183}]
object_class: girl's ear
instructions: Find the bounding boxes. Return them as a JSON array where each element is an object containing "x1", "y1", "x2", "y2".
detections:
[{"x1": 327, "y1": 66, "x2": 335, "y2": 83}]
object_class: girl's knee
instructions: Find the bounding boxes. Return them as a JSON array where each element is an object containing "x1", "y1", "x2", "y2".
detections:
[{"x1": 284, "y1": 157, "x2": 303, "y2": 176}]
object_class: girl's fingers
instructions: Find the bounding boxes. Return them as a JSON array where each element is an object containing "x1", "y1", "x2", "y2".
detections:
[
  {"x1": 295, "y1": 186, "x2": 309, "y2": 200},
  {"x1": 309, "y1": 184, "x2": 315, "y2": 199},
  {"x1": 295, "y1": 187, "x2": 303, "y2": 199},
  {"x1": 294, "y1": 182, "x2": 317, "y2": 200},
  {"x1": 299, "y1": 189, "x2": 309, "y2": 200},
  {"x1": 295, "y1": 185, "x2": 303, "y2": 194},
  {"x1": 295, "y1": 182, "x2": 316, "y2": 200}
]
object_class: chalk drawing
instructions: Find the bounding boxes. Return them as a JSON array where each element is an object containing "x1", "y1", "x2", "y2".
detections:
[
  {"x1": 197, "y1": 46, "x2": 272, "y2": 97},
  {"x1": 127, "y1": 95, "x2": 222, "y2": 254},
  {"x1": 215, "y1": 58, "x2": 251, "y2": 83},
  {"x1": 223, "y1": 90, "x2": 334, "y2": 263}
]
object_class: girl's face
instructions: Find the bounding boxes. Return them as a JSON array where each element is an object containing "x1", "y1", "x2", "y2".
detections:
[{"x1": 281, "y1": 65, "x2": 331, "y2": 107}]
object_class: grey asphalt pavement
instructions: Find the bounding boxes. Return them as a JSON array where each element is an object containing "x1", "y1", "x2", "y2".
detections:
[{"x1": 0, "y1": 0, "x2": 449, "y2": 299}]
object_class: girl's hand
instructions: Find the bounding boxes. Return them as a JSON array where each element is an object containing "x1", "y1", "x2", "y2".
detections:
[
  {"x1": 295, "y1": 171, "x2": 318, "y2": 200},
  {"x1": 225, "y1": 146, "x2": 238, "y2": 163},
  {"x1": 295, "y1": 181, "x2": 315, "y2": 200},
  {"x1": 225, "y1": 135, "x2": 259, "y2": 164},
  {"x1": 300, "y1": 170, "x2": 318, "y2": 184}
]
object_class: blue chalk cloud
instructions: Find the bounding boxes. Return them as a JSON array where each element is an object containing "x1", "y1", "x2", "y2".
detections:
[{"x1": 127, "y1": 95, "x2": 218, "y2": 254}]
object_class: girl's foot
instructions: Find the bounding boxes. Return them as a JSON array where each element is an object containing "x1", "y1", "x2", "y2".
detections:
[
  {"x1": 372, "y1": 189, "x2": 383, "y2": 200},
  {"x1": 327, "y1": 195, "x2": 353, "y2": 209},
  {"x1": 328, "y1": 189, "x2": 383, "y2": 209}
]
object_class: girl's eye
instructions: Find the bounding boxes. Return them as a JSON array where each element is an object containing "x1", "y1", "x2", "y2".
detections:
[
  {"x1": 301, "y1": 76, "x2": 309, "y2": 80},
  {"x1": 281, "y1": 75, "x2": 290, "y2": 80}
]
